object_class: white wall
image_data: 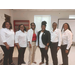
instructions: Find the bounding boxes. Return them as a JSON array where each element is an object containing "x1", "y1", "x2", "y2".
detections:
[{"x1": 0, "y1": 9, "x2": 13, "y2": 29}]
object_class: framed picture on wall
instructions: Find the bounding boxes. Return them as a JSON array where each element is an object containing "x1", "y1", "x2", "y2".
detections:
[{"x1": 14, "y1": 20, "x2": 30, "y2": 32}]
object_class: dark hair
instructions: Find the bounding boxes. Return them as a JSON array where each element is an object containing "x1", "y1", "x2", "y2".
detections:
[
  {"x1": 18, "y1": 24, "x2": 26, "y2": 31},
  {"x1": 2, "y1": 21, "x2": 12, "y2": 29},
  {"x1": 61, "y1": 23, "x2": 72, "y2": 32},
  {"x1": 30, "y1": 22, "x2": 36, "y2": 28},
  {"x1": 41, "y1": 21, "x2": 47, "y2": 27}
]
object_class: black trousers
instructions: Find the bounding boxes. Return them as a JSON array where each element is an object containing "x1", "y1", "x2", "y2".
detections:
[
  {"x1": 18, "y1": 47, "x2": 26, "y2": 65},
  {"x1": 61, "y1": 45, "x2": 70, "y2": 65},
  {"x1": 50, "y1": 42, "x2": 58, "y2": 65},
  {"x1": 1, "y1": 45, "x2": 14, "y2": 65},
  {"x1": 40, "y1": 48, "x2": 48, "y2": 64}
]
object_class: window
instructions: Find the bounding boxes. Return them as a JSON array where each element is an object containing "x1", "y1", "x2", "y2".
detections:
[
  {"x1": 69, "y1": 15, "x2": 75, "y2": 19},
  {"x1": 34, "y1": 15, "x2": 51, "y2": 31}
]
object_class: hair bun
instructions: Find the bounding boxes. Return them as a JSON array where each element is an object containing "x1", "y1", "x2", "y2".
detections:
[{"x1": 42, "y1": 21, "x2": 47, "y2": 25}]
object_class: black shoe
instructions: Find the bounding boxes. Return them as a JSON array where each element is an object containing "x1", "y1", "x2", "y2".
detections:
[
  {"x1": 10, "y1": 62, "x2": 15, "y2": 65},
  {"x1": 22, "y1": 62, "x2": 26, "y2": 64},
  {"x1": 46, "y1": 63, "x2": 48, "y2": 65}
]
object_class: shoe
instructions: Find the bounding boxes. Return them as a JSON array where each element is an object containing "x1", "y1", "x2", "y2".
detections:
[
  {"x1": 46, "y1": 63, "x2": 48, "y2": 65},
  {"x1": 60, "y1": 64, "x2": 64, "y2": 65},
  {"x1": 39, "y1": 62, "x2": 44, "y2": 65},
  {"x1": 33, "y1": 62, "x2": 36, "y2": 64},
  {"x1": 22, "y1": 62, "x2": 26, "y2": 64},
  {"x1": 10, "y1": 62, "x2": 15, "y2": 65}
]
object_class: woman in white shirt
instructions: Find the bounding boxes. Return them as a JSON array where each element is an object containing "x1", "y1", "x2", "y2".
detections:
[
  {"x1": 61, "y1": 23, "x2": 72, "y2": 65},
  {"x1": 15, "y1": 24, "x2": 27, "y2": 65},
  {"x1": 50, "y1": 22, "x2": 61, "y2": 65},
  {"x1": 0, "y1": 21, "x2": 14, "y2": 65}
]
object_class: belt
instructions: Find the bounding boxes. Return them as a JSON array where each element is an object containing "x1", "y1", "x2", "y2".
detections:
[{"x1": 51, "y1": 42, "x2": 58, "y2": 44}]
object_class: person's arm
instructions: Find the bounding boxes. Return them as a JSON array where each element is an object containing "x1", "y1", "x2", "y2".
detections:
[
  {"x1": 28, "y1": 41, "x2": 31, "y2": 48},
  {"x1": 26, "y1": 32, "x2": 28, "y2": 47},
  {"x1": 27, "y1": 30, "x2": 32, "y2": 48},
  {"x1": 47, "y1": 31, "x2": 50, "y2": 46},
  {"x1": 15, "y1": 32, "x2": 20, "y2": 49},
  {"x1": 65, "y1": 31, "x2": 72, "y2": 53},
  {"x1": 1, "y1": 29, "x2": 9, "y2": 50},
  {"x1": 57, "y1": 29, "x2": 62, "y2": 51},
  {"x1": 45, "y1": 31, "x2": 50, "y2": 50},
  {"x1": 4, "y1": 42, "x2": 9, "y2": 50},
  {"x1": 16, "y1": 43, "x2": 20, "y2": 49},
  {"x1": 36, "y1": 34, "x2": 38, "y2": 47}
]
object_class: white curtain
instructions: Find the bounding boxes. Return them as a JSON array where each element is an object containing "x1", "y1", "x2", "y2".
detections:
[{"x1": 34, "y1": 15, "x2": 52, "y2": 32}]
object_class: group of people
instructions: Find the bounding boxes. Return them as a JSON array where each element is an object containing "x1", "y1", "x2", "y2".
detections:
[{"x1": 0, "y1": 21, "x2": 72, "y2": 65}]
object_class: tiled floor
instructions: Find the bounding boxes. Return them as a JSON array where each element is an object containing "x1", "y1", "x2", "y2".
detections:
[{"x1": 13, "y1": 46, "x2": 75, "y2": 65}]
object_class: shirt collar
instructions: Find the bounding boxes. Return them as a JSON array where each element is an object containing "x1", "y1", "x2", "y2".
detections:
[
  {"x1": 52, "y1": 28, "x2": 57, "y2": 32},
  {"x1": 5, "y1": 28, "x2": 11, "y2": 31},
  {"x1": 64, "y1": 29, "x2": 68, "y2": 32},
  {"x1": 19, "y1": 30, "x2": 25, "y2": 33},
  {"x1": 31, "y1": 28, "x2": 36, "y2": 31}
]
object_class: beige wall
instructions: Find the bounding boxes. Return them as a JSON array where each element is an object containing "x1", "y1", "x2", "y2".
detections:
[
  {"x1": 0, "y1": 9, "x2": 75, "y2": 30},
  {"x1": 13, "y1": 10, "x2": 75, "y2": 25},
  {"x1": 0, "y1": 9, "x2": 13, "y2": 29}
]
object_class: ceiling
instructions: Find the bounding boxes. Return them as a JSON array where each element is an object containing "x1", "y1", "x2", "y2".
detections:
[{"x1": 13, "y1": 9, "x2": 75, "y2": 12}]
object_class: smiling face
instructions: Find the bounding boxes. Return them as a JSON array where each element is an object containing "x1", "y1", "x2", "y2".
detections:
[
  {"x1": 5, "y1": 22, "x2": 11, "y2": 29},
  {"x1": 52, "y1": 23, "x2": 57, "y2": 30},
  {"x1": 41, "y1": 25, "x2": 46, "y2": 31},
  {"x1": 63, "y1": 23, "x2": 68, "y2": 31},
  {"x1": 31, "y1": 23, "x2": 35, "y2": 30},
  {"x1": 20, "y1": 25, "x2": 24, "y2": 32}
]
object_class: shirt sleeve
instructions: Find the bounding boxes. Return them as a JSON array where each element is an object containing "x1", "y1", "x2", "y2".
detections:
[
  {"x1": 26, "y1": 32, "x2": 28, "y2": 45},
  {"x1": 66, "y1": 31, "x2": 72, "y2": 50},
  {"x1": 27, "y1": 30, "x2": 31, "y2": 42},
  {"x1": 36, "y1": 31, "x2": 38, "y2": 46},
  {"x1": 0, "y1": 29, "x2": 6, "y2": 43},
  {"x1": 58, "y1": 29, "x2": 62, "y2": 46},
  {"x1": 47, "y1": 31, "x2": 50, "y2": 43},
  {"x1": 15, "y1": 32, "x2": 19, "y2": 43}
]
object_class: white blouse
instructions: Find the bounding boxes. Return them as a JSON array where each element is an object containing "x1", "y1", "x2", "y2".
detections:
[
  {"x1": 62, "y1": 29, "x2": 72, "y2": 50},
  {"x1": 15, "y1": 30, "x2": 27, "y2": 47},
  {"x1": 50, "y1": 28, "x2": 62, "y2": 46},
  {"x1": 0, "y1": 28, "x2": 14, "y2": 47},
  {"x1": 27, "y1": 29, "x2": 38, "y2": 44},
  {"x1": 39, "y1": 32, "x2": 45, "y2": 48}
]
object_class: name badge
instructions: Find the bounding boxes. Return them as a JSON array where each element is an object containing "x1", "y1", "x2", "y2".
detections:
[{"x1": 44, "y1": 33, "x2": 45, "y2": 35}]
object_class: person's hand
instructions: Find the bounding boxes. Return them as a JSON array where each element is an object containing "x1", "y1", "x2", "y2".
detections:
[
  {"x1": 6, "y1": 45, "x2": 9, "y2": 50},
  {"x1": 29, "y1": 43, "x2": 32, "y2": 48},
  {"x1": 45, "y1": 46, "x2": 48, "y2": 50},
  {"x1": 17, "y1": 45, "x2": 20, "y2": 49},
  {"x1": 65, "y1": 50, "x2": 69, "y2": 53},
  {"x1": 37, "y1": 46, "x2": 39, "y2": 48},
  {"x1": 57, "y1": 47, "x2": 60, "y2": 51}
]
